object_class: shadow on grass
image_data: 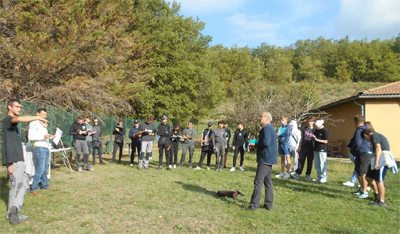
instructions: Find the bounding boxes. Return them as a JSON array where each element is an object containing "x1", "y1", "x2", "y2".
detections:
[
  {"x1": 273, "y1": 177, "x2": 349, "y2": 199},
  {"x1": 0, "y1": 176, "x2": 9, "y2": 214},
  {"x1": 175, "y1": 181, "x2": 247, "y2": 207}
]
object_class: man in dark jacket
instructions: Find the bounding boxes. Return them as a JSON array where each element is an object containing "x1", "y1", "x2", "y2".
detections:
[
  {"x1": 248, "y1": 112, "x2": 277, "y2": 210},
  {"x1": 230, "y1": 122, "x2": 248, "y2": 172},
  {"x1": 128, "y1": 120, "x2": 141, "y2": 167},
  {"x1": 70, "y1": 116, "x2": 92, "y2": 171},
  {"x1": 112, "y1": 120, "x2": 125, "y2": 163},
  {"x1": 157, "y1": 114, "x2": 172, "y2": 170}
]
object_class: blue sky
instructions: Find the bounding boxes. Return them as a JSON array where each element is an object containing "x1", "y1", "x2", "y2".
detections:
[{"x1": 170, "y1": 0, "x2": 400, "y2": 48}]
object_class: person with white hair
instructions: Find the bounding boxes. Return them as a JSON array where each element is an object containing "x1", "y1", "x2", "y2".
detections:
[{"x1": 313, "y1": 119, "x2": 329, "y2": 183}]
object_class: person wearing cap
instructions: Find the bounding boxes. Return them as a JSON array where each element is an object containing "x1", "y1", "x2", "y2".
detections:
[
  {"x1": 138, "y1": 115, "x2": 157, "y2": 169},
  {"x1": 128, "y1": 120, "x2": 142, "y2": 167},
  {"x1": 312, "y1": 119, "x2": 329, "y2": 183},
  {"x1": 195, "y1": 122, "x2": 214, "y2": 170},
  {"x1": 157, "y1": 114, "x2": 172, "y2": 170},
  {"x1": 212, "y1": 120, "x2": 227, "y2": 171},
  {"x1": 170, "y1": 122, "x2": 182, "y2": 168},
  {"x1": 292, "y1": 117, "x2": 315, "y2": 179},
  {"x1": 180, "y1": 121, "x2": 196, "y2": 167}
]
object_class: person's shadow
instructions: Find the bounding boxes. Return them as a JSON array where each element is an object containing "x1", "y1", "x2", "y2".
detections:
[{"x1": 175, "y1": 181, "x2": 246, "y2": 207}]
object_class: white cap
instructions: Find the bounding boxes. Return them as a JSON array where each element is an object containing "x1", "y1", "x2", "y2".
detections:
[{"x1": 315, "y1": 120, "x2": 324, "y2": 128}]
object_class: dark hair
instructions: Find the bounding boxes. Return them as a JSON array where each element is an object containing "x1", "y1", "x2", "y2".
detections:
[
  {"x1": 361, "y1": 128, "x2": 374, "y2": 138},
  {"x1": 146, "y1": 115, "x2": 154, "y2": 123},
  {"x1": 7, "y1": 99, "x2": 21, "y2": 108},
  {"x1": 173, "y1": 123, "x2": 181, "y2": 129},
  {"x1": 76, "y1": 116, "x2": 83, "y2": 120},
  {"x1": 354, "y1": 115, "x2": 365, "y2": 123},
  {"x1": 218, "y1": 120, "x2": 225, "y2": 125},
  {"x1": 237, "y1": 122, "x2": 243, "y2": 126},
  {"x1": 308, "y1": 117, "x2": 316, "y2": 122},
  {"x1": 37, "y1": 108, "x2": 47, "y2": 113}
]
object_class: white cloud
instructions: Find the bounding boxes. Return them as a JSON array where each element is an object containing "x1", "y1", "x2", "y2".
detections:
[
  {"x1": 336, "y1": 0, "x2": 400, "y2": 39},
  {"x1": 225, "y1": 14, "x2": 281, "y2": 46},
  {"x1": 171, "y1": 0, "x2": 247, "y2": 14}
]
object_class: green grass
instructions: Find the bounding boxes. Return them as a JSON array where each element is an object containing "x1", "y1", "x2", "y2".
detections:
[{"x1": 1, "y1": 150, "x2": 399, "y2": 233}]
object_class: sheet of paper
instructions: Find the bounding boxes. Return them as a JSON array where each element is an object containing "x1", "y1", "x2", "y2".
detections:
[{"x1": 53, "y1": 127, "x2": 63, "y2": 145}]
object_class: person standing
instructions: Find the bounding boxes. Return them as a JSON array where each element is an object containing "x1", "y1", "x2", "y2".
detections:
[
  {"x1": 92, "y1": 117, "x2": 104, "y2": 165},
  {"x1": 248, "y1": 112, "x2": 277, "y2": 210},
  {"x1": 364, "y1": 129, "x2": 392, "y2": 207},
  {"x1": 138, "y1": 115, "x2": 157, "y2": 169},
  {"x1": 28, "y1": 108, "x2": 53, "y2": 195},
  {"x1": 70, "y1": 116, "x2": 92, "y2": 171},
  {"x1": 170, "y1": 123, "x2": 182, "y2": 169},
  {"x1": 84, "y1": 117, "x2": 94, "y2": 162},
  {"x1": 292, "y1": 117, "x2": 315, "y2": 180},
  {"x1": 128, "y1": 120, "x2": 141, "y2": 167},
  {"x1": 223, "y1": 122, "x2": 231, "y2": 168},
  {"x1": 2, "y1": 99, "x2": 48, "y2": 224},
  {"x1": 195, "y1": 122, "x2": 214, "y2": 170},
  {"x1": 343, "y1": 116, "x2": 367, "y2": 188},
  {"x1": 230, "y1": 122, "x2": 248, "y2": 172},
  {"x1": 288, "y1": 120, "x2": 301, "y2": 173},
  {"x1": 180, "y1": 121, "x2": 196, "y2": 168},
  {"x1": 112, "y1": 120, "x2": 125, "y2": 163},
  {"x1": 313, "y1": 120, "x2": 329, "y2": 183},
  {"x1": 212, "y1": 120, "x2": 227, "y2": 171},
  {"x1": 276, "y1": 116, "x2": 292, "y2": 179},
  {"x1": 157, "y1": 115, "x2": 172, "y2": 169}
]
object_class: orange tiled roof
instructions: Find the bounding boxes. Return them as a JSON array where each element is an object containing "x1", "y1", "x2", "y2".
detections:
[{"x1": 361, "y1": 81, "x2": 400, "y2": 96}]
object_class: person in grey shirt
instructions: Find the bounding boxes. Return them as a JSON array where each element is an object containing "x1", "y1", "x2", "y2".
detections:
[
  {"x1": 84, "y1": 117, "x2": 94, "y2": 162},
  {"x1": 212, "y1": 120, "x2": 227, "y2": 171},
  {"x1": 92, "y1": 117, "x2": 103, "y2": 164},
  {"x1": 180, "y1": 121, "x2": 196, "y2": 167},
  {"x1": 138, "y1": 115, "x2": 157, "y2": 169}
]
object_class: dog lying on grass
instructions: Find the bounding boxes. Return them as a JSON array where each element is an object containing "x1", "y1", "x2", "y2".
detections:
[{"x1": 216, "y1": 190, "x2": 244, "y2": 199}]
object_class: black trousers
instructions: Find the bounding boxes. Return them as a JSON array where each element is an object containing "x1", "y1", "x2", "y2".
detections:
[
  {"x1": 92, "y1": 141, "x2": 103, "y2": 163},
  {"x1": 249, "y1": 163, "x2": 274, "y2": 209},
  {"x1": 170, "y1": 141, "x2": 180, "y2": 165},
  {"x1": 112, "y1": 141, "x2": 124, "y2": 162},
  {"x1": 197, "y1": 146, "x2": 213, "y2": 167},
  {"x1": 233, "y1": 145, "x2": 245, "y2": 167},
  {"x1": 130, "y1": 140, "x2": 141, "y2": 164},
  {"x1": 158, "y1": 143, "x2": 171, "y2": 167},
  {"x1": 295, "y1": 146, "x2": 314, "y2": 176}
]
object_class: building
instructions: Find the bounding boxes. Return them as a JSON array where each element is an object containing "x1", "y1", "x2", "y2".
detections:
[{"x1": 316, "y1": 81, "x2": 400, "y2": 160}]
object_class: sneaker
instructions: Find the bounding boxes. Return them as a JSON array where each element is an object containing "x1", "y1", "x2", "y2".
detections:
[
  {"x1": 87, "y1": 168, "x2": 94, "y2": 172},
  {"x1": 173, "y1": 164, "x2": 177, "y2": 169},
  {"x1": 305, "y1": 175, "x2": 312, "y2": 180},
  {"x1": 149, "y1": 157, "x2": 152, "y2": 160},
  {"x1": 353, "y1": 189, "x2": 362, "y2": 196},
  {"x1": 158, "y1": 166, "x2": 162, "y2": 170},
  {"x1": 138, "y1": 166, "x2": 143, "y2": 170},
  {"x1": 78, "y1": 167, "x2": 83, "y2": 172},
  {"x1": 8, "y1": 206, "x2": 19, "y2": 225},
  {"x1": 262, "y1": 204, "x2": 272, "y2": 210},
  {"x1": 130, "y1": 163, "x2": 133, "y2": 167},
  {"x1": 194, "y1": 166, "x2": 201, "y2": 170},
  {"x1": 239, "y1": 167, "x2": 245, "y2": 171},
  {"x1": 206, "y1": 166, "x2": 211, "y2": 171},
  {"x1": 282, "y1": 173, "x2": 290, "y2": 179},
  {"x1": 290, "y1": 172, "x2": 299, "y2": 179},
  {"x1": 229, "y1": 167, "x2": 236, "y2": 172},
  {"x1": 275, "y1": 173, "x2": 284, "y2": 178},
  {"x1": 18, "y1": 214, "x2": 29, "y2": 222},
  {"x1": 342, "y1": 181, "x2": 355, "y2": 187},
  {"x1": 371, "y1": 201, "x2": 387, "y2": 207},
  {"x1": 319, "y1": 179, "x2": 327, "y2": 184},
  {"x1": 358, "y1": 192, "x2": 369, "y2": 199}
]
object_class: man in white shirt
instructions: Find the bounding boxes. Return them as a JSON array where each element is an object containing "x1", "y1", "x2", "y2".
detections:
[{"x1": 28, "y1": 108, "x2": 53, "y2": 195}]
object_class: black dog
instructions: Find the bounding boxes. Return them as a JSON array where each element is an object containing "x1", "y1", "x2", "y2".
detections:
[{"x1": 216, "y1": 190, "x2": 244, "y2": 199}]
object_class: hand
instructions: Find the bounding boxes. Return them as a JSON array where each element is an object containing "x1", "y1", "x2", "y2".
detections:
[
  {"x1": 7, "y1": 163, "x2": 14, "y2": 174},
  {"x1": 115, "y1": 128, "x2": 120, "y2": 132},
  {"x1": 37, "y1": 116, "x2": 49, "y2": 124},
  {"x1": 44, "y1": 134, "x2": 54, "y2": 139}
]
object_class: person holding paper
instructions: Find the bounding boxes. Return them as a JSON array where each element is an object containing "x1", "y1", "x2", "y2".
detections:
[{"x1": 28, "y1": 108, "x2": 54, "y2": 195}]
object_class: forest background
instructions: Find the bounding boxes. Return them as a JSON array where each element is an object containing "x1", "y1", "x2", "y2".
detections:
[{"x1": 1, "y1": 0, "x2": 399, "y2": 131}]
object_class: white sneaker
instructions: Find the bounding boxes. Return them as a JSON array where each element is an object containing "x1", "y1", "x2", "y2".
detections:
[
  {"x1": 275, "y1": 173, "x2": 284, "y2": 178},
  {"x1": 239, "y1": 167, "x2": 245, "y2": 171},
  {"x1": 206, "y1": 166, "x2": 211, "y2": 171},
  {"x1": 342, "y1": 181, "x2": 355, "y2": 187},
  {"x1": 130, "y1": 163, "x2": 133, "y2": 167},
  {"x1": 168, "y1": 165, "x2": 172, "y2": 169},
  {"x1": 173, "y1": 164, "x2": 177, "y2": 169},
  {"x1": 282, "y1": 173, "x2": 290, "y2": 179},
  {"x1": 229, "y1": 167, "x2": 236, "y2": 172},
  {"x1": 194, "y1": 166, "x2": 201, "y2": 170},
  {"x1": 358, "y1": 192, "x2": 369, "y2": 199},
  {"x1": 290, "y1": 172, "x2": 299, "y2": 179}
]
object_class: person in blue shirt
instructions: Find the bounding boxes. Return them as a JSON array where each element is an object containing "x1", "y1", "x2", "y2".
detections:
[{"x1": 276, "y1": 116, "x2": 292, "y2": 179}]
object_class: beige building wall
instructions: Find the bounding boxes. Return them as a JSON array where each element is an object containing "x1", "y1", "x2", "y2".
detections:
[
  {"x1": 364, "y1": 98, "x2": 400, "y2": 160},
  {"x1": 323, "y1": 102, "x2": 361, "y2": 157}
]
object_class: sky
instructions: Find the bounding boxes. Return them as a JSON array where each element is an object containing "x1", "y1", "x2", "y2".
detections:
[{"x1": 169, "y1": 0, "x2": 400, "y2": 48}]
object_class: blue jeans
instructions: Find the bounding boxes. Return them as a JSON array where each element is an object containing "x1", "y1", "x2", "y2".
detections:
[
  {"x1": 314, "y1": 151, "x2": 327, "y2": 182},
  {"x1": 31, "y1": 147, "x2": 50, "y2": 191}
]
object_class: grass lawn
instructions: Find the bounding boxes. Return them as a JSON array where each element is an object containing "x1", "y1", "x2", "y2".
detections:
[{"x1": 1, "y1": 150, "x2": 399, "y2": 233}]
